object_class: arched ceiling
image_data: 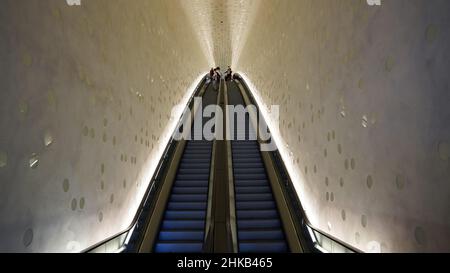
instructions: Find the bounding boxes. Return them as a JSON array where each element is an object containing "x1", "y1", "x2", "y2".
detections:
[{"x1": 181, "y1": 0, "x2": 260, "y2": 68}]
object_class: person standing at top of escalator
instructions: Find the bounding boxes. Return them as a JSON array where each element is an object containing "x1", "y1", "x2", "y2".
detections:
[
  {"x1": 215, "y1": 67, "x2": 222, "y2": 80},
  {"x1": 225, "y1": 66, "x2": 232, "y2": 81},
  {"x1": 209, "y1": 67, "x2": 215, "y2": 81},
  {"x1": 213, "y1": 67, "x2": 221, "y2": 90}
]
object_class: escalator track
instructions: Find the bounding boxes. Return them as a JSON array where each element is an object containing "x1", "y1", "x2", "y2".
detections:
[
  {"x1": 153, "y1": 82, "x2": 218, "y2": 253},
  {"x1": 227, "y1": 80, "x2": 289, "y2": 253}
]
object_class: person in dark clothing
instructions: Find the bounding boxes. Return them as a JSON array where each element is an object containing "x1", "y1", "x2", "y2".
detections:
[
  {"x1": 225, "y1": 66, "x2": 232, "y2": 81},
  {"x1": 209, "y1": 68, "x2": 214, "y2": 80},
  {"x1": 212, "y1": 67, "x2": 221, "y2": 90}
]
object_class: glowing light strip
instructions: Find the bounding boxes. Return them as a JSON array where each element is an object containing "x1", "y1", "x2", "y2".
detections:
[
  {"x1": 236, "y1": 72, "x2": 319, "y2": 226},
  {"x1": 125, "y1": 72, "x2": 207, "y2": 228}
]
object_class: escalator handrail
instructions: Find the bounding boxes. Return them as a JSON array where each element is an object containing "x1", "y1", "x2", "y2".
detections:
[
  {"x1": 234, "y1": 73, "x2": 361, "y2": 253},
  {"x1": 83, "y1": 75, "x2": 208, "y2": 253}
]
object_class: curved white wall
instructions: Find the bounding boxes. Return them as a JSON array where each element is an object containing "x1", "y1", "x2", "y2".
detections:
[
  {"x1": 0, "y1": 0, "x2": 207, "y2": 252},
  {"x1": 236, "y1": 0, "x2": 450, "y2": 252}
]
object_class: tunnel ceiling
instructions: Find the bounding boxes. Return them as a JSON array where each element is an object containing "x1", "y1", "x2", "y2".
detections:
[{"x1": 181, "y1": 0, "x2": 260, "y2": 68}]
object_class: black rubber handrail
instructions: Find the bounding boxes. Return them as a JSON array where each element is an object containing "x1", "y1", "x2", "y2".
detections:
[{"x1": 83, "y1": 75, "x2": 208, "y2": 253}]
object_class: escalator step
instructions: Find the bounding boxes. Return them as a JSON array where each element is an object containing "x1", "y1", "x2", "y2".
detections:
[
  {"x1": 233, "y1": 158, "x2": 263, "y2": 164},
  {"x1": 235, "y1": 186, "x2": 271, "y2": 194},
  {"x1": 154, "y1": 242, "x2": 204, "y2": 253},
  {"x1": 181, "y1": 159, "x2": 211, "y2": 164},
  {"x1": 167, "y1": 202, "x2": 207, "y2": 210},
  {"x1": 234, "y1": 180, "x2": 269, "y2": 187},
  {"x1": 236, "y1": 193, "x2": 273, "y2": 201},
  {"x1": 178, "y1": 168, "x2": 210, "y2": 175},
  {"x1": 172, "y1": 187, "x2": 208, "y2": 194},
  {"x1": 176, "y1": 174, "x2": 210, "y2": 180},
  {"x1": 232, "y1": 154, "x2": 261, "y2": 159},
  {"x1": 162, "y1": 220, "x2": 205, "y2": 230},
  {"x1": 232, "y1": 142, "x2": 259, "y2": 146},
  {"x1": 170, "y1": 194, "x2": 208, "y2": 202},
  {"x1": 165, "y1": 210, "x2": 206, "y2": 220},
  {"x1": 232, "y1": 163, "x2": 264, "y2": 168},
  {"x1": 174, "y1": 180, "x2": 209, "y2": 187},
  {"x1": 235, "y1": 173, "x2": 267, "y2": 180},
  {"x1": 239, "y1": 241, "x2": 288, "y2": 253},
  {"x1": 236, "y1": 201, "x2": 276, "y2": 210},
  {"x1": 238, "y1": 230, "x2": 285, "y2": 241},
  {"x1": 238, "y1": 219, "x2": 282, "y2": 229},
  {"x1": 237, "y1": 210, "x2": 279, "y2": 219},
  {"x1": 158, "y1": 231, "x2": 204, "y2": 241},
  {"x1": 234, "y1": 168, "x2": 265, "y2": 174},
  {"x1": 179, "y1": 163, "x2": 210, "y2": 169}
]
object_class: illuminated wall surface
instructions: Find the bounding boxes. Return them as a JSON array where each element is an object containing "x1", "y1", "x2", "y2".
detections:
[
  {"x1": 0, "y1": 0, "x2": 449, "y2": 252},
  {"x1": 0, "y1": 0, "x2": 208, "y2": 252},
  {"x1": 236, "y1": 0, "x2": 450, "y2": 252}
]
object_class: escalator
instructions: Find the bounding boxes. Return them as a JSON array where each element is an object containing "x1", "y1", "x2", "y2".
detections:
[
  {"x1": 226, "y1": 81, "x2": 289, "y2": 253},
  {"x1": 84, "y1": 75, "x2": 357, "y2": 254},
  {"x1": 153, "y1": 141, "x2": 212, "y2": 252},
  {"x1": 153, "y1": 82, "x2": 218, "y2": 253}
]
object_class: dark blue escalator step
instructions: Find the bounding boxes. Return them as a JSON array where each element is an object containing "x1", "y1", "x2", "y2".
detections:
[
  {"x1": 183, "y1": 154, "x2": 211, "y2": 158},
  {"x1": 182, "y1": 151, "x2": 212, "y2": 156},
  {"x1": 184, "y1": 146, "x2": 212, "y2": 151},
  {"x1": 236, "y1": 193, "x2": 273, "y2": 202},
  {"x1": 233, "y1": 158, "x2": 263, "y2": 164},
  {"x1": 158, "y1": 231, "x2": 204, "y2": 241},
  {"x1": 232, "y1": 163, "x2": 264, "y2": 168},
  {"x1": 176, "y1": 174, "x2": 210, "y2": 180},
  {"x1": 170, "y1": 194, "x2": 207, "y2": 202},
  {"x1": 184, "y1": 145, "x2": 211, "y2": 148},
  {"x1": 174, "y1": 180, "x2": 208, "y2": 187},
  {"x1": 238, "y1": 219, "x2": 281, "y2": 229},
  {"x1": 232, "y1": 143, "x2": 259, "y2": 147},
  {"x1": 232, "y1": 147, "x2": 259, "y2": 151},
  {"x1": 185, "y1": 143, "x2": 212, "y2": 147},
  {"x1": 154, "y1": 242, "x2": 204, "y2": 253},
  {"x1": 172, "y1": 187, "x2": 208, "y2": 194},
  {"x1": 234, "y1": 168, "x2": 265, "y2": 174},
  {"x1": 237, "y1": 210, "x2": 279, "y2": 219},
  {"x1": 187, "y1": 141, "x2": 211, "y2": 145},
  {"x1": 236, "y1": 201, "x2": 276, "y2": 210},
  {"x1": 162, "y1": 220, "x2": 205, "y2": 230},
  {"x1": 233, "y1": 149, "x2": 260, "y2": 153},
  {"x1": 234, "y1": 173, "x2": 267, "y2": 180},
  {"x1": 181, "y1": 156, "x2": 211, "y2": 161},
  {"x1": 167, "y1": 202, "x2": 207, "y2": 210},
  {"x1": 181, "y1": 159, "x2": 210, "y2": 164},
  {"x1": 178, "y1": 168, "x2": 210, "y2": 175},
  {"x1": 179, "y1": 162, "x2": 210, "y2": 168},
  {"x1": 233, "y1": 148, "x2": 259, "y2": 152},
  {"x1": 232, "y1": 154, "x2": 261, "y2": 159},
  {"x1": 238, "y1": 230, "x2": 285, "y2": 241},
  {"x1": 235, "y1": 186, "x2": 271, "y2": 194},
  {"x1": 232, "y1": 142, "x2": 259, "y2": 145},
  {"x1": 165, "y1": 210, "x2": 206, "y2": 220},
  {"x1": 184, "y1": 148, "x2": 211, "y2": 152},
  {"x1": 239, "y1": 241, "x2": 288, "y2": 253},
  {"x1": 183, "y1": 148, "x2": 211, "y2": 152},
  {"x1": 234, "y1": 180, "x2": 269, "y2": 187}
]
